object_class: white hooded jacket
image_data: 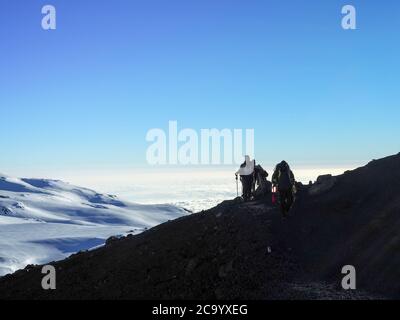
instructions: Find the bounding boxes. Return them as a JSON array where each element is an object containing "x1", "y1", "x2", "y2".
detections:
[{"x1": 236, "y1": 155, "x2": 255, "y2": 176}]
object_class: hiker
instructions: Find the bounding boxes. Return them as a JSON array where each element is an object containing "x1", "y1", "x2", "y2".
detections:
[
  {"x1": 235, "y1": 155, "x2": 255, "y2": 202},
  {"x1": 253, "y1": 164, "x2": 272, "y2": 199},
  {"x1": 272, "y1": 161, "x2": 296, "y2": 216}
]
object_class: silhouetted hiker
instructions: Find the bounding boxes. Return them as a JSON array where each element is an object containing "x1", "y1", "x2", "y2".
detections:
[
  {"x1": 235, "y1": 155, "x2": 255, "y2": 202},
  {"x1": 272, "y1": 161, "x2": 295, "y2": 217},
  {"x1": 253, "y1": 164, "x2": 272, "y2": 199}
]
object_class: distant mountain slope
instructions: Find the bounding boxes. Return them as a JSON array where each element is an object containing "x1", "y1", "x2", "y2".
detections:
[
  {"x1": 0, "y1": 153, "x2": 399, "y2": 299},
  {"x1": 284, "y1": 152, "x2": 400, "y2": 297},
  {"x1": 0, "y1": 174, "x2": 187, "y2": 276}
]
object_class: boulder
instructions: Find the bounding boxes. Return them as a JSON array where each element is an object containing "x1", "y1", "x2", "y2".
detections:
[{"x1": 309, "y1": 174, "x2": 337, "y2": 196}]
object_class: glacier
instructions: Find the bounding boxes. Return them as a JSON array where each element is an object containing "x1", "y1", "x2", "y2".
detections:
[{"x1": 0, "y1": 174, "x2": 188, "y2": 276}]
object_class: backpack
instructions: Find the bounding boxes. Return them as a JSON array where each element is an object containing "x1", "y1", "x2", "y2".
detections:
[{"x1": 278, "y1": 166, "x2": 292, "y2": 191}]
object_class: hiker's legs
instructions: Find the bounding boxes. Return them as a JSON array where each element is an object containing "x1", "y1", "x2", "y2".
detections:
[
  {"x1": 240, "y1": 178, "x2": 246, "y2": 200},
  {"x1": 280, "y1": 190, "x2": 294, "y2": 215},
  {"x1": 280, "y1": 201, "x2": 286, "y2": 216},
  {"x1": 248, "y1": 176, "x2": 254, "y2": 200},
  {"x1": 286, "y1": 191, "x2": 294, "y2": 211},
  {"x1": 279, "y1": 190, "x2": 288, "y2": 216},
  {"x1": 241, "y1": 175, "x2": 252, "y2": 201}
]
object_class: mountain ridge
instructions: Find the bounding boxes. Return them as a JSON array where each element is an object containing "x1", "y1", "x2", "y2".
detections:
[{"x1": 1, "y1": 153, "x2": 399, "y2": 299}]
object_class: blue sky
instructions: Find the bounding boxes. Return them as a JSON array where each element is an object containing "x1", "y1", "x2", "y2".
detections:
[{"x1": 1, "y1": 0, "x2": 400, "y2": 176}]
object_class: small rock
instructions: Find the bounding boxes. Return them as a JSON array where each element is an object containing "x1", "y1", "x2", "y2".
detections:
[
  {"x1": 185, "y1": 258, "x2": 199, "y2": 276},
  {"x1": 218, "y1": 260, "x2": 234, "y2": 278},
  {"x1": 105, "y1": 236, "x2": 119, "y2": 246},
  {"x1": 24, "y1": 264, "x2": 35, "y2": 272},
  {"x1": 215, "y1": 288, "x2": 224, "y2": 299}
]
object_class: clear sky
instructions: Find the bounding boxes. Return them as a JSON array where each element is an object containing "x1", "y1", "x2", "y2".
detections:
[{"x1": 1, "y1": 0, "x2": 400, "y2": 177}]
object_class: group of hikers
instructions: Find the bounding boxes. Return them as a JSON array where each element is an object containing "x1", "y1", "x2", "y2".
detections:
[{"x1": 235, "y1": 155, "x2": 296, "y2": 217}]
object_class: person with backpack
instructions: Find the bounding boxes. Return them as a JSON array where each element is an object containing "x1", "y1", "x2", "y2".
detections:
[
  {"x1": 253, "y1": 164, "x2": 272, "y2": 200},
  {"x1": 235, "y1": 155, "x2": 255, "y2": 202},
  {"x1": 272, "y1": 161, "x2": 295, "y2": 217}
]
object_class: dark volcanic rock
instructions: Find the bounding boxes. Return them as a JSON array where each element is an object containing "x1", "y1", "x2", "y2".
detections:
[{"x1": 1, "y1": 153, "x2": 400, "y2": 300}]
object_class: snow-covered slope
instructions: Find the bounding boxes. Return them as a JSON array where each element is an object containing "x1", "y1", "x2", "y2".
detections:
[{"x1": 0, "y1": 174, "x2": 188, "y2": 276}]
